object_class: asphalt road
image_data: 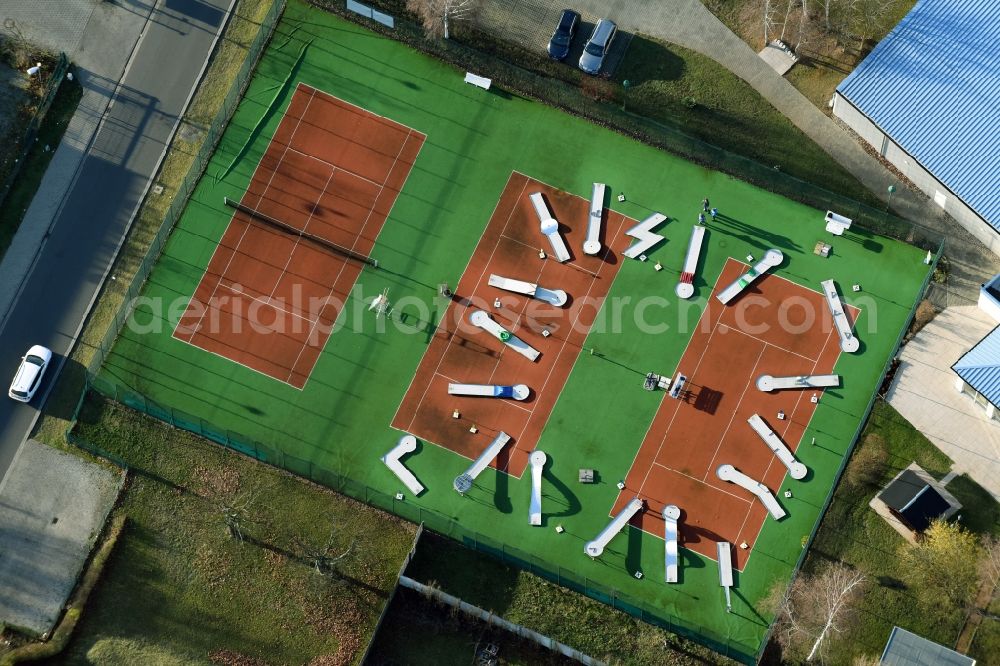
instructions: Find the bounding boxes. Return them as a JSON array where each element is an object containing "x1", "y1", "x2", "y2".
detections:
[{"x1": 0, "y1": 0, "x2": 232, "y2": 485}]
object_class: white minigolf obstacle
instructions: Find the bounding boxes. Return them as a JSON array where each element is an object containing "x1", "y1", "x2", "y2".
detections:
[
  {"x1": 622, "y1": 212, "x2": 667, "y2": 259},
  {"x1": 821, "y1": 279, "x2": 860, "y2": 353},
  {"x1": 381, "y1": 435, "x2": 424, "y2": 496},
  {"x1": 584, "y1": 182, "x2": 606, "y2": 255},
  {"x1": 718, "y1": 542, "x2": 734, "y2": 613},
  {"x1": 716, "y1": 464, "x2": 787, "y2": 520},
  {"x1": 716, "y1": 248, "x2": 783, "y2": 305},
  {"x1": 530, "y1": 192, "x2": 570, "y2": 262},
  {"x1": 756, "y1": 374, "x2": 840, "y2": 392},
  {"x1": 585, "y1": 496, "x2": 644, "y2": 558},
  {"x1": 448, "y1": 383, "x2": 530, "y2": 401},
  {"x1": 488, "y1": 274, "x2": 568, "y2": 307},
  {"x1": 676, "y1": 225, "x2": 706, "y2": 299},
  {"x1": 469, "y1": 310, "x2": 540, "y2": 362},
  {"x1": 663, "y1": 504, "x2": 680, "y2": 583},
  {"x1": 747, "y1": 414, "x2": 807, "y2": 480},
  {"x1": 453, "y1": 431, "x2": 512, "y2": 494},
  {"x1": 529, "y1": 450, "x2": 546, "y2": 526}
]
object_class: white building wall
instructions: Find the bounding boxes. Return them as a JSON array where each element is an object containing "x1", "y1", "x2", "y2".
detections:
[{"x1": 833, "y1": 93, "x2": 1000, "y2": 256}]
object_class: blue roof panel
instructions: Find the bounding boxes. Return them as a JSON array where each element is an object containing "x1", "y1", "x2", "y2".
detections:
[
  {"x1": 836, "y1": 0, "x2": 1000, "y2": 230},
  {"x1": 953, "y1": 324, "x2": 1000, "y2": 408}
]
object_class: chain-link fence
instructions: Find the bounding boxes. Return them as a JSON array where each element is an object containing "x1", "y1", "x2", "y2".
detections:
[
  {"x1": 0, "y1": 52, "x2": 70, "y2": 210},
  {"x1": 70, "y1": 378, "x2": 759, "y2": 663},
  {"x1": 81, "y1": 1, "x2": 286, "y2": 379},
  {"x1": 312, "y1": 0, "x2": 944, "y2": 253},
  {"x1": 66, "y1": 2, "x2": 946, "y2": 663}
]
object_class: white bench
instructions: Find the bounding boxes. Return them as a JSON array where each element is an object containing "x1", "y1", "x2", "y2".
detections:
[
  {"x1": 824, "y1": 210, "x2": 852, "y2": 235},
  {"x1": 464, "y1": 72, "x2": 491, "y2": 90}
]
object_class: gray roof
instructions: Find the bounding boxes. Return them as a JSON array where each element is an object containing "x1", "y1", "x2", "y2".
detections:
[
  {"x1": 879, "y1": 470, "x2": 928, "y2": 510},
  {"x1": 836, "y1": 0, "x2": 1000, "y2": 230},
  {"x1": 952, "y1": 325, "x2": 1000, "y2": 408},
  {"x1": 881, "y1": 626, "x2": 976, "y2": 665}
]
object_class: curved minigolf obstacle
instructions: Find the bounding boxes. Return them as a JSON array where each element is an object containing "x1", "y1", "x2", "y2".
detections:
[
  {"x1": 716, "y1": 464, "x2": 786, "y2": 520},
  {"x1": 381, "y1": 435, "x2": 424, "y2": 496}
]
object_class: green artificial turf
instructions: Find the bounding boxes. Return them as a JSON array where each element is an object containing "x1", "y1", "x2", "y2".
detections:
[{"x1": 93, "y1": 1, "x2": 932, "y2": 659}]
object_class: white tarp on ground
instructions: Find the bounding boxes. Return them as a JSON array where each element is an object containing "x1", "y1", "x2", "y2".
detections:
[
  {"x1": 887, "y1": 305, "x2": 1000, "y2": 502},
  {"x1": 346, "y1": 0, "x2": 394, "y2": 27}
]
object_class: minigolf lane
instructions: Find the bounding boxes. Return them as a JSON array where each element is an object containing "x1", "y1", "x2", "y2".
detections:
[
  {"x1": 617, "y1": 259, "x2": 846, "y2": 567},
  {"x1": 392, "y1": 172, "x2": 632, "y2": 477}
]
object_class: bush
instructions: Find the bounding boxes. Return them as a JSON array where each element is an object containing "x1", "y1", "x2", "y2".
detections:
[
  {"x1": 909, "y1": 299, "x2": 937, "y2": 336},
  {"x1": 845, "y1": 433, "x2": 888, "y2": 489}
]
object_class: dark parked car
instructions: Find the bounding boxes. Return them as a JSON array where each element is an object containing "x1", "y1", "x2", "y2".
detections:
[{"x1": 547, "y1": 9, "x2": 580, "y2": 61}]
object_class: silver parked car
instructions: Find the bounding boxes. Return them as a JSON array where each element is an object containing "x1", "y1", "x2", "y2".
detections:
[
  {"x1": 578, "y1": 19, "x2": 616, "y2": 75},
  {"x1": 8, "y1": 345, "x2": 52, "y2": 403}
]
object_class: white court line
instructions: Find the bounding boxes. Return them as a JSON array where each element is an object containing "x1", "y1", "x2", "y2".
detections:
[
  {"x1": 650, "y1": 461, "x2": 753, "y2": 506},
  {"x1": 267, "y1": 164, "x2": 337, "y2": 300},
  {"x1": 395, "y1": 174, "x2": 631, "y2": 479},
  {"x1": 435, "y1": 371, "x2": 533, "y2": 415},
  {"x1": 285, "y1": 127, "x2": 416, "y2": 386},
  {"x1": 177, "y1": 89, "x2": 317, "y2": 341},
  {"x1": 295, "y1": 82, "x2": 428, "y2": 139},
  {"x1": 287, "y1": 146, "x2": 383, "y2": 188},
  {"x1": 218, "y1": 282, "x2": 319, "y2": 325},
  {"x1": 631, "y1": 267, "x2": 847, "y2": 566},
  {"x1": 393, "y1": 176, "x2": 531, "y2": 435},
  {"x1": 635, "y1": 272, "x2": 730, "y2": 494},
  {"x1": 700, "y1": 342, "x2": 767, "y2": 483},
  {"x1": 174, "y1": 86, "x2": 426, "y2": 389}
]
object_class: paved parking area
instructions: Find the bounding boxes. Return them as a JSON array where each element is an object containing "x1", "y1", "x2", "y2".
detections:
[
  {"x1": 0, "y1": 440, "x2": 121, "y2": 635},
  {"x1": 476, "y1": 0, "x2": 631, "y2": 76}
]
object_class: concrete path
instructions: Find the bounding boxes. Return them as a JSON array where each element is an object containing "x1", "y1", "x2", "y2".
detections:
[
  {"x1": 0, "y1": 0, "x2": 233, "y2": 486},
  {"x1": 491, "y1": 0, "x2": 1000, "y2": 304},
  {"x1": 0, "y1": 440, "x2": 121, "y2": 635},
  {"x1": 887, "y1": 306, "x2": 1000, "y2": 502}
]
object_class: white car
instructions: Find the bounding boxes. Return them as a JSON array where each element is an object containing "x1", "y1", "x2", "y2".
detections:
[{"x1": 8, "y1": 345, "x2": 52, "y2": 403}]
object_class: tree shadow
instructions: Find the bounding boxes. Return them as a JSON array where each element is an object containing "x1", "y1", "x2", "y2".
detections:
[{"x1": 541, "y1": 452, "x2": 582, "y2": 521}]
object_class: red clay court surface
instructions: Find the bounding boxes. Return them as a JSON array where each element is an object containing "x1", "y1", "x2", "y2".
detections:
[
  {"x1": 613, "y1": 259, "x2": 858, "y2": 568},
  {"x1": 393, "y1": 172, "x2": 633, "y2": 477},
  {"x1": 174, "y1": 83, "x2": 424, "y2": 388}
]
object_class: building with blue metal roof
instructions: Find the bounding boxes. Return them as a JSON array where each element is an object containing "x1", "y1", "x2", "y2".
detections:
[
  {"x1": 833, "y1": 0, "x2": 1000, "y2": 255},
  {"x1": 951, "y1": 275, "x2": 1000, "y2": 419}
]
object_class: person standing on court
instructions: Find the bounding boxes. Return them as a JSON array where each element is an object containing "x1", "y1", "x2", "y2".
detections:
[
  {"x1": 698, "y1": 212, "x2": 706, "y2": 225},
  {"x1": 710, "y1": 207, "x2": 718, "y2": 221},
  {"x1": 702, "y1": 197, "x2": 710, "y2": 212}
]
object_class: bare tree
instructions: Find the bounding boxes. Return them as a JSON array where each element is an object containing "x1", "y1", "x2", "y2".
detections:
[
  {"x1": 980, "y1": 535, "x2": 1000, "y2": 596},
  {"x1": 296, "y1": 523, "x2": 356, "y2": 578},
  {"x1": 778, "y1": 0, "x2": 796, "y2": 41},
  {"x1": 216, "y1": 487, "x2": 260, "y2": 542},
  {"x1": 845, "y1": 0, "x2": 899, "y2": 50},
  {"x1": 822, "y1": 0, "x2": 836, "y2": 30},
  {"x1": 774, "y1": 562, "x2": 868, "y2": 662},
  {"x1": 407, "y1": 0, "x2": 478, "y2": 39},
  {"x1": 764, "y1": 0, "x2": 779, "y2": 44},
  {"x1": 796, "y1": 0, "x2": 811, "y2": 50}
]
